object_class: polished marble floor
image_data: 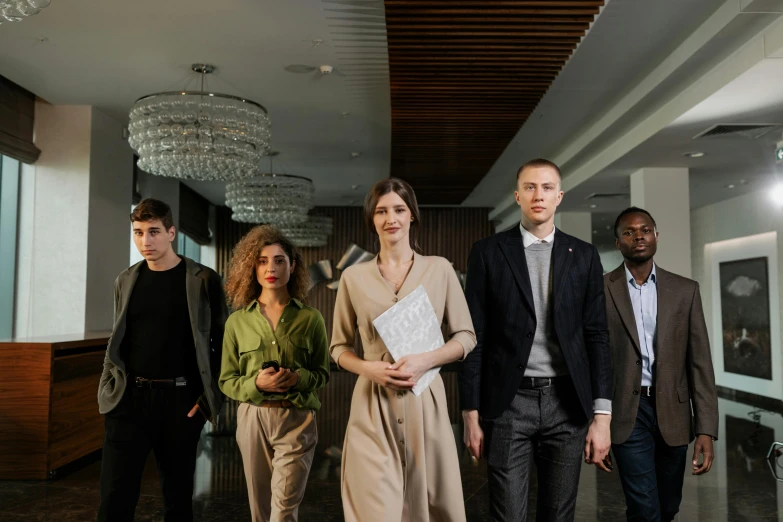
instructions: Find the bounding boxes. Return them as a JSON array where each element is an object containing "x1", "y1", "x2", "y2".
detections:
[{"x1": 1, "y1": 394, "x2": 782, "y2": 521}]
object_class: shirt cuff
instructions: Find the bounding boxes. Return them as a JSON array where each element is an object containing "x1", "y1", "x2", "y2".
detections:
[
  {"x1": 293, "y1": 368, "x2": 308, "y2": 391},
  {"x1": 593, "y1": 398, "x2": 612, "y2": 414},
  {"x1": 242, "y1": 376, "x2": 264, "y2": 404},
  {"x1": 330, "y1": 346, "x2": 355, "y2": 370}
]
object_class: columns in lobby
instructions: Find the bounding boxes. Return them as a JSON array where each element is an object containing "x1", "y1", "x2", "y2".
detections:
[
  {"x1": 14, "y1": 103, "x2": 132, "y2": 337},
  {"x1": 630, "y1": 167, "x2": 691, "y2": 278}
]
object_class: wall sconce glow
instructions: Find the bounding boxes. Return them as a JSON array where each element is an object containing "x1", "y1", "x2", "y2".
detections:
[{"x1": 771, "y1": 183, "x2": 783, "y2": 204}]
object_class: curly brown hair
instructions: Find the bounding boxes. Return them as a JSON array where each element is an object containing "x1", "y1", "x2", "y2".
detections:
[{"x1": 224, "y1": 225, "x2": 312, "y2": 310}]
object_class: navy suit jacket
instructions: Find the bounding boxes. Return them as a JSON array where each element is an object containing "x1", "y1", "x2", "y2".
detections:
[{"x1": 459, "y1": 226, "x2": 612, "y2": 420}]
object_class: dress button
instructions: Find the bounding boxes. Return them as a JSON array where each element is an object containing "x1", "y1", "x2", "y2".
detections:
[
  {"x1": 633, "y1": 390, "x2": 639, "y2": 395},
  {"x1": 392, "y1": 297, "x2": 399, "y2": 303},
  {"x1": 280, "y1": 319, "x2": 285, "y2": 323},
  {"x1": 272, "y1": 341, "x2": 276, "y2": 345},
  {"x1": 397, "y1": 418, "x2": 403, "y2": 424},
  {"x1": 636, "y1": 360, "x2": 641, "y2": 365},
  {"x1": 397, "y1": 392, "x2": 404, "y2": 398},
  {"x1": 527, "y1": 332, "x2": 533, "y2": 339},
  {"x1": 399, "y1": 440, "x2": 405, "y2": 445},
  {"x1": 517, "y1": 365, "x2": 523, "y2": 370}
]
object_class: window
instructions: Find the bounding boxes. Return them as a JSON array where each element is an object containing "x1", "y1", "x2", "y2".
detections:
[
  {"x1": 178, "y1": 232, "x2": 201, "y2": 264},
  {"x1": 0, "y1": 155, "x2": 21, "y2": 338}
]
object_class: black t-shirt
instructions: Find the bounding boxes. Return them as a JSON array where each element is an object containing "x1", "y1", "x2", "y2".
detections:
[{"x1": 121, "y1": 259, "x2": 199, "y2": 383}]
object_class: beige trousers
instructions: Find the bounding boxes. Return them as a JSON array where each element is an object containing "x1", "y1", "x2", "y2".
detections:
[{"x1": 236, "y1": 403, "x2": 318, "y2": 522}]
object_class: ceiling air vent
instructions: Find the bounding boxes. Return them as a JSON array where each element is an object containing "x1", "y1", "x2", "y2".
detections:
[
  {"x1": 584, "y1": 193, "x2": 629, "y2": 200},
  {"x1": 693, "y1": 123, "x2": 783, "y2": 140}
]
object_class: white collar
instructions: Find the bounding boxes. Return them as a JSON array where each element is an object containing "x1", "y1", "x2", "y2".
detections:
[{"x1": 520, "y1": 222, "x2": 556, "y2": 248}]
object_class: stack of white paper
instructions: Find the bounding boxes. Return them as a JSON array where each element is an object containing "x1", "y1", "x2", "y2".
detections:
[{"x1": 372, "y1": 285, "x2": 444, "y2": 396}]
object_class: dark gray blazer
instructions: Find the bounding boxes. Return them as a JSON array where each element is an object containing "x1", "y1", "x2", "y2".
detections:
[
  {"x1": 460, "y1": 227, "x2": 612, "y2": 421},
  {"x1": 97, "y1": 256, "x2": 228, "y2": 422},
  {"x1": 604, "y1": 264, "x2": 718, "y2": 446}
]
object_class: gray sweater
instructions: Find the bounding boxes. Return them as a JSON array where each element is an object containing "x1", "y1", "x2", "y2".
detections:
[{"x1": 523, "y1": 241, "x2": 567, "y2": 377}]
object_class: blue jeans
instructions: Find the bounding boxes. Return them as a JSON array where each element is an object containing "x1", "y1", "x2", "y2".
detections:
[{"x1": 611, "y1": 396, "x2": 688, "y2": 522}]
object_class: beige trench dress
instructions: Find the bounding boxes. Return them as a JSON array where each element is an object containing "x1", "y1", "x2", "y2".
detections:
[{"x1": 330, "y1": 253, "x2": 477, "y2": 522}]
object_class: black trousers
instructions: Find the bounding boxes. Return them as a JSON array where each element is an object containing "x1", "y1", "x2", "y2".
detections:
[
  {"x1": 484, "y1": 379, "x2": 589, "y2": 522},
  {"x1": 98, "y1": 384, "x2": 206, "y2": 522}
]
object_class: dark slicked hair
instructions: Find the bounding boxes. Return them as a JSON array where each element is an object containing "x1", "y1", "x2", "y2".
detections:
[
  {"x1": 516, "y1": 158, "x2": 562, "y2": 182},
  {"x1": 130, "y1": 198, "x2": 174, "y2": 230},
  {"x1": 613, "y1": 207, "x2": 657, "y2": 238}
]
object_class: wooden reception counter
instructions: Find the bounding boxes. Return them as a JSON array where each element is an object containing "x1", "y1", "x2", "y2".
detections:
[{"x1": 0, "y1": 332, "x2": 110, "y2": 479}]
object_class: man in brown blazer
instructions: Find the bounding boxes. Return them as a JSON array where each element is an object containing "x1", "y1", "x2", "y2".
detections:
[{"x1": 603, "y1": 207, "x2": 718, "y2": 522}]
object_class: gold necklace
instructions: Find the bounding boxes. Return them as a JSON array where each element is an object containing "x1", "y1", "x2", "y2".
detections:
[{"x1": 378, "y1": 258, "x2": 413, "y2": 289}]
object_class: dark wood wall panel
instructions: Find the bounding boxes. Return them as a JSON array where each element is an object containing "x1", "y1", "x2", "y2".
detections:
[{"x1": 382, "y1": 0, "x2": 604, "y2": 204}]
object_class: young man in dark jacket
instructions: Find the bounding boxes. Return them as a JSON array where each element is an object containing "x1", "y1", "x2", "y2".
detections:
[{"x1": 97, "y1": 198, "x2": 227, "y2": 522}]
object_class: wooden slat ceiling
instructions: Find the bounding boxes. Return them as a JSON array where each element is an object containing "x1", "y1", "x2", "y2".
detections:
[{"x1": 383, "y1": 0, "x2": 604, "y2": 204}]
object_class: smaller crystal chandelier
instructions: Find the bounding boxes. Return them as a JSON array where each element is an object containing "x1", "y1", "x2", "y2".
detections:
[
  {"x1": 0, "y1": 0, "x2": 50, "y2": 23},
  {"x1": 280, "y1": 215, "x2": 334, "y2": 248},
  {"x1": 226, "y1": 174, "x2": 315, "y2": 225}
]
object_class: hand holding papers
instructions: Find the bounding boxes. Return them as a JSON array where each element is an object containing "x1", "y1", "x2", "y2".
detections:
[{"x1": 372, "y1": 285, "x2": 444, "y2": 396}]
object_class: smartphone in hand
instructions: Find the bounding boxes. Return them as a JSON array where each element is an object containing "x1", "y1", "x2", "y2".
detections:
[{"x1": 261, "y1": 360, "x2": 280, "y2": 372}]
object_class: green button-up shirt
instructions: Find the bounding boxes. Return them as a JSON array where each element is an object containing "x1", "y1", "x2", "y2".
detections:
[{"x1": 219, "y1": 298, "x2": 330, "y2": 410}]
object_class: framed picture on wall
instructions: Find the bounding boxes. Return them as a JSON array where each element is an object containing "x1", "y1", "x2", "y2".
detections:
[
  {"x1": 705, "y1": 231, "x2": 781, "y2": 399},
  {"x1": 719, "y1": 257, "x2": 772, "y2": 380}
]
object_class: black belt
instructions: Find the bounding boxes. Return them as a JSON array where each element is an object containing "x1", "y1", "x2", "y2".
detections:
[
  {"x1": 134, "y1": 376, "x2": 188, "y2": 389},
  {"x1": 519, "y1": 376, "x2": 570, "y2": 389},
  {"x1": 640, "y1": 386, "x2": 655, "y2": 397}
]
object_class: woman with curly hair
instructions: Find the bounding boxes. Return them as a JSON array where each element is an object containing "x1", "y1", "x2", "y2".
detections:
[
  {"x1": 330, "y1": 178, "x2": 477, "y2": 521},
  {"x1": 219, "y1": 225, "x2": 329, "y2": 522}
]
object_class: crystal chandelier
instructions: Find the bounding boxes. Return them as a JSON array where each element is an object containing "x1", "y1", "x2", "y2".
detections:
[
  {"x1": 280, "y1": 215, "x2": 334, "y2": 248},
  {"x1": 128, "y1": 64, "x2": 270, "y2": 181},
  {"x1": 226, "y1": 174, "x2": 315, "y2": 225},
  {"x1": 0, "y1": 0, "x2": 50, "y2": 23}
]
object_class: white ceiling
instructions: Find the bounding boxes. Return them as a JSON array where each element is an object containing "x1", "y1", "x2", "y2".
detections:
[
  {"x1": 2, "y1": 0, "x2": 781, "y2": 223},
  {"x1": 0, "y1": 0, "x2": 391, "y2": 206},
  {"x1": 579, "y1": 47, "x2": 783, "y2": 247}
]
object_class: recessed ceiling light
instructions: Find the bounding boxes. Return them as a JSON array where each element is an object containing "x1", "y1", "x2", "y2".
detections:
[
  {"x1": 683, "y1": 151, "x2": 705, "y2": 158},
  {"x1": 341, "y1": 112, "x2": 351, "y2": 118},
  {"x1": 589, "y1": 204, "x2": 597, "y2": 209},
  {"x1": 725, "y1": 184, "x2": 735, "y2": 189},
  {"x1": 351, "y1": 184, "x2": 362, "y2": 190},
  {"x1": 351, "y1": 152, "x2": 361, "y2": 158},
  {"x1": 593, "y1": 230, "x2": 597, "y2": 234}
]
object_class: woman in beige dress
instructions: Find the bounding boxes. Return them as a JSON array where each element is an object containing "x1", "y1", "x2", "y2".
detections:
[{"x1": 330, "y1": 178, "x2": 477, "y2": 522}]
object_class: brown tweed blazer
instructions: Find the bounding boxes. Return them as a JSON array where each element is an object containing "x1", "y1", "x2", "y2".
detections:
[{"x1": 604, "y1": 264, "x2": 718, "y2": 446}]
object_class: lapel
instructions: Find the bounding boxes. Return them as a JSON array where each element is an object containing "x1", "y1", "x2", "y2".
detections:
[
  {"x1": 498, "y1": 226, "x2": 535, "y2": 314},
  {"x1": 551, "y1": 229, "x2": 574, "y2": 309},
  {"x1": 184, "y1": 257, "x2": 204, "y2": 343},
  {"x1": 607, "y1": 264, "x2": 642, "y2": 356},
  {"x1": 116, "y1": 262, "x2": 141, "y2": 323},
  {"x1": 107, "y1": 261, "x2": 142, "y2": 368},
  {"x1": 654, "y1": 266, "x2": 675, "y2": 363}
]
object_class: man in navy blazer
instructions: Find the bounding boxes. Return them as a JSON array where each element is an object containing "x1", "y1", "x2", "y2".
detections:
[{"x1": 460, "y1": 158, "x2": 612, "y2": 521}]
